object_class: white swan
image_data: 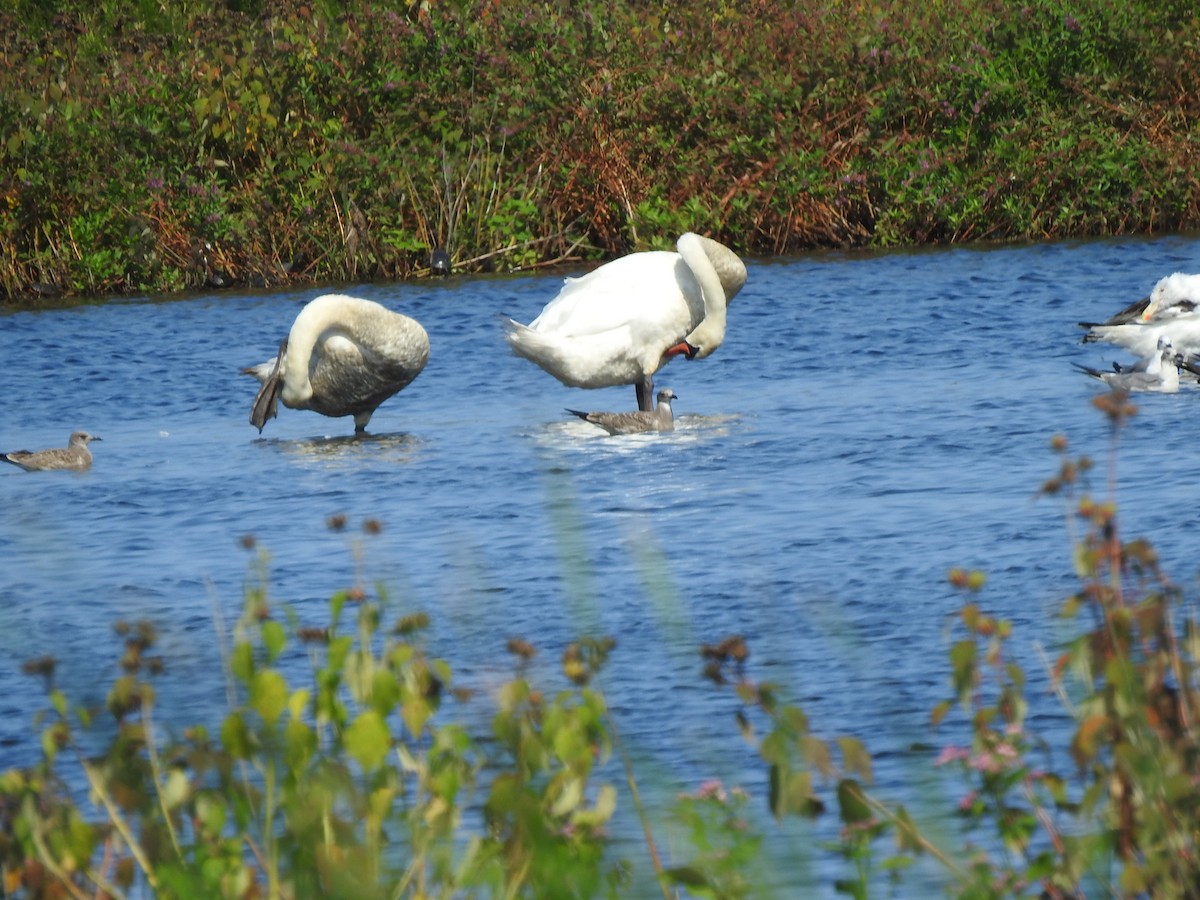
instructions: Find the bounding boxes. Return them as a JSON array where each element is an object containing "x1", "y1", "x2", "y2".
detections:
[
  {"x1": 504, "y1": 233, "x2": 747, "y2": 410},
  {"x1": 2, "y1": 431, "x2": 101, "y2": 471},
  {"x1": 245, "y1": 294, "x2": 429, "y2": 433},
  {"x1": 567, "y1": 388, "x2": 678, "y2": 435}
]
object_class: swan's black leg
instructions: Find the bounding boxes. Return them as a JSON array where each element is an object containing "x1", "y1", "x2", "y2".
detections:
[{"x1": 636, "y1": 375, "x2": 654, "y2": 411}]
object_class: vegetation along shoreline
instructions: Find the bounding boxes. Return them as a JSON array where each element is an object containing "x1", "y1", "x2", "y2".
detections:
[{"x1": 2, "y1": 0, "x2": 1199, "y2": 304}]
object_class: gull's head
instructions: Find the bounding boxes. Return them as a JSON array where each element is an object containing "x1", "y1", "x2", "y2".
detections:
[
  {"x1": 1144, "y1": 273, "x2": 1200, "y2": 321},
  {"x1": 656, "y1": 388, "x2": 677, "y2": 404},
  {"x1": 69, "y1": 431, "x2": 101, "y2": 446}
]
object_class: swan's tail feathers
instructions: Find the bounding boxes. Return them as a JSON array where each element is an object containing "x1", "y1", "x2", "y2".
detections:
[{"x1": 504, "y1": 320, "x2": 572, "y2": 372}]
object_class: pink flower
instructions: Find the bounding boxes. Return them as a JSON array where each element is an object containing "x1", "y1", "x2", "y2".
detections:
[
  {"x1": 935, "y1": 746, "x2": 970, "y2": 767},
  {"x1": 968, "y1": 753, "x2": 1001, "y2": 774},
  {"x1": 695, "y1": 779, "x2": 727, "y2": 802},
  {"x1": 995, "y1": 742, "x2": 1018, "y2": 760},
  {"x1": 959, "y1": 790, "x2": 979, "y2": 812}
]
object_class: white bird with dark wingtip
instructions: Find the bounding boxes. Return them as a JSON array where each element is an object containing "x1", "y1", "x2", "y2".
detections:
[
  {"x1": 1080, "y1": 272, "x2": 1200, "y2": 357},
  {"x1": 567, "y1": 388, "x2": 678, "y2": 435},
  {"x1": 504, "y1": 233, "x2": 747, "y2": 411},
  {"x1": 1, "y1": 431, "x2": 101, "y2": 471},
  {"x1": 245, "y1": 294, "x2": 429, "y2": 433},
  {"x1": 1073, "y1": 337, "x2": 1180, "y2": 393}
]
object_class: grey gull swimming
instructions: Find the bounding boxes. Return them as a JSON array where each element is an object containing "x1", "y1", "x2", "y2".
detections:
[
  {"x1": 566, "y1": 388, "x2": 678, "y2": 435},
  {"x1": 1073, "y1": 337, "x2": 1180, "y2": 393},
  {"x1": 1, "y1": 431, "x2": 101, "y2": 471}
]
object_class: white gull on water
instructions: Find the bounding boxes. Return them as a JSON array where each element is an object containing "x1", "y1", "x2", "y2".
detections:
[
  {"x1": 1073, "y1": 337, "x2": 1181, "y2": 393},
  {"x1": 504, "y1": 233, "x2": 746, "y2": 411},
  {"x1": 566, "y1": 388, "x2": 678, "y2": 435},
  {"x1": 245, "y1": 294, "x2": 429, "y2": 434},
  {"x1": 1, "y1": 431, "x2": 101, "y2": 471}
]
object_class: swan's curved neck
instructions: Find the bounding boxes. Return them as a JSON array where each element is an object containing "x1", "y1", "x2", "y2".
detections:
[
  {"x1": 284, "y1": 299, "x2": 350, "y2": 401},
  {"x1": 678, "y1": 234, "x2": 736, "y2": 359}
]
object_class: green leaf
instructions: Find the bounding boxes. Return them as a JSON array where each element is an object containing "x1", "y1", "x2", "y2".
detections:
[
  {"x1": 288, "y1": 688, "x2": 310, "y2": 721},
  {"x1": 221, "y1": 712, "x2": 251, "y2": 759},
  {"x1": 262, "y1": 620, "x2": 286, "y2": 662},
  {"x1": 370, "y1": 669, "x2": 400, "y2": 715},
  {"x1": 401, "y1": 693, "x2": 432, "y2": 738},
  {"x1": 40, "y1": 726, "x2": 59, "y2": 763},
  {"x1": 231, "y1": 641, "x2": 254, "y2": 683},
  {"x1": 837, "y1": 778, "x2": 872, "y2": 825},
  {"x1": 196, "y1": 793, "x2": 226, "y2": 835},
  {"x1": 550, "y1": 776, "x2": 583, "y2": 817},
  {"x1": 285, "y1": 718, "x2": 316, "y2": 771},
  {"x1": 772, "y1": 768, "x2": 823, "y2": 820},
  {"x1": 950, "y1": 639, "x2": 977, "y2": 703},
  {"x1": 663, "y1": 866, "x2": 712, "y2": 888},
  {"x1": 49, "y1": 689, "x2": 67, "y2": 718},
  {"x1": 250, "y1": 670, "x2": 288, "y2": 725},
  {"x1": 162, "y1": 768, "x2": 190, "y2": 810},
  {"x1": 327, "y1": 635, "x2": 353, "y2": 672},
  {"x1": 1071, "y1": 714, "x2": 1109, "y2": 766},
  {"x1": 345, "y1": 709, "x2": 390, "y2": 771},
  {"x1": 838, "y1": 737, "x2": 872, "y2": 782},
  {"x1": 574, "y1": 783, "x2": 617, "y2": 828},
  {"x1": 930, "y1": 699, "x2": 952, "y2": 728}
]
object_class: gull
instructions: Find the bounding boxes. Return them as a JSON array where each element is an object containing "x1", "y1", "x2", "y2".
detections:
[
  {"x1": 245, "y1": 294, "x2": 429, "y2": 433},
  {"x1": 566, "y1": 388, "x2": 678, "y2": 435},
  {"x1": 1073, "y1": 337, "x2": 1180, "y2": 393},
  {"x1": 1081, "y1": 272, "x2": 1200, "y2": 327},
  {"x1": 505, "y1": 233, "x2": 747, "y2": 410},
  {"x1": 1080, "y1": 273, "x2": 1200, "y2": 357},
  {"x1": 1, "y1": 431, "x2": 101, "y2": 471}
]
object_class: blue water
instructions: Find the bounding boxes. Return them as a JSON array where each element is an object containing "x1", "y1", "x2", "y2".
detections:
[{"x1": 3, "y1": 234, "x2": 1200, "y2": 894}]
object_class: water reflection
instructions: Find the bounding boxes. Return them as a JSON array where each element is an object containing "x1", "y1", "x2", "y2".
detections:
[{"x1": 250, "y1": 430, "x2": 426, "y2": 466}]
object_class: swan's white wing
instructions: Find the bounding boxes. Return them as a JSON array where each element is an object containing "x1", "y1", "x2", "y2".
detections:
[{"x1": 529, "y1": 251, "x2": 700, "y2": 338}]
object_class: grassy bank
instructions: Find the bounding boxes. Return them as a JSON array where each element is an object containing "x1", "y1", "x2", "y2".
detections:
[{"x1": 1, "y1": 0, "x2": 1198, "y2": 302}]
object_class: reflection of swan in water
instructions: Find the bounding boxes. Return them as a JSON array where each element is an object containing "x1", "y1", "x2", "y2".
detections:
[
  {"x1": 504, "y1": 233, "x2": 747, "y2": 410},
  {"x1": 245, "y1": 294, "x2": 429, "y2": 433},
  {"x1": 567, "y1": 388, "x2": 677, "y2": 435},
  {"x1": 256, "y1": 431, "x2": 425, "y2": 466},
  {"x1": 1, "y1": 431, "x2": 101, "y2": 471}
]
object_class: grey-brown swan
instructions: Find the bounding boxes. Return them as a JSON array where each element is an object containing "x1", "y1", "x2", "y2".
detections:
[{"x1": 245, "y1": 294, "x2": 429, "y2": 433}]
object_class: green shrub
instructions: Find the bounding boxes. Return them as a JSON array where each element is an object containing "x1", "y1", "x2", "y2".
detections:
[{"x1": 2, "y1": 0, "x2": 1199, "y2": 300}]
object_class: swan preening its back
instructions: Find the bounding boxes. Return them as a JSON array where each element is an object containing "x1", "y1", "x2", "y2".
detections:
[
  {"x1": 504, "y1": 233, "x2": 747, "y2": 410},
  {"x1": 1, "y1": 431, "x2": 101, "y2": 471},
  {"x1": 245, "y1": 294, "x2": 429, "y2": 433}
]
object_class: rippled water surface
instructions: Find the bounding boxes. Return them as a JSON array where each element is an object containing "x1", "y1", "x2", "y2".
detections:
[{"x1": 4, "y1": 235, "x2": 1200, "y2": 893}]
